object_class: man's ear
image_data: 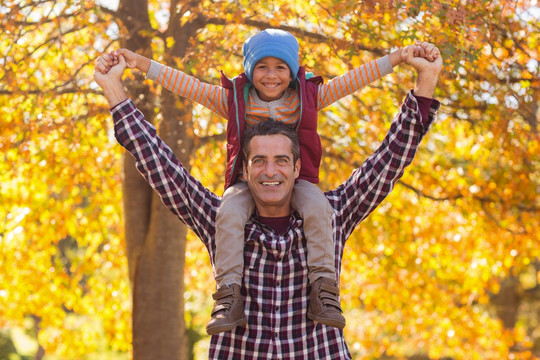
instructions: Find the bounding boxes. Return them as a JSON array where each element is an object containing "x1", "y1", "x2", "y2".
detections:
[
  {"x1": 242, "y1": 160, "x2": 248, "y2": 178},
  {"x1": 294, "y1": 158, "x2": 301, "y2": 179}
]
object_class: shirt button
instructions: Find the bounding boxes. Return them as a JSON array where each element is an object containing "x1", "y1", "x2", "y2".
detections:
[{"x1": 275, "y1": 306, "x2": 279, "y2": 312}]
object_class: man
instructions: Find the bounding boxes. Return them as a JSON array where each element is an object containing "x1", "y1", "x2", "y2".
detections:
[{"x1": 94, "y1": 42, "x2": 442, "y2": 359}]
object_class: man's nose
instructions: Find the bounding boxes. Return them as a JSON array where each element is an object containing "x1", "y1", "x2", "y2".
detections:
[{"x1": 263, "y1": 162, "x2": 278, "y2": 176}]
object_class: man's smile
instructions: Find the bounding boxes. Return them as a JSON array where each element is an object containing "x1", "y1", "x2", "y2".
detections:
[{"x1": 261, "y1": 181, "x2": 281, "y2": 186}]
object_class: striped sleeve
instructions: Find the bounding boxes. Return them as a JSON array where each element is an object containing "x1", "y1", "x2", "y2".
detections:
[
  {"x1": 146, "y1": 60, "x2": 229, "y2": 118},
  {"x1": 317, "y1": 55, "x2": 393, "y2": 110}
]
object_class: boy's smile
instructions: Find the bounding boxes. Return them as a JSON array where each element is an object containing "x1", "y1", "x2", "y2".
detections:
[{"x1": 252, "y1": 56, "x2": 293, "y2": 102}]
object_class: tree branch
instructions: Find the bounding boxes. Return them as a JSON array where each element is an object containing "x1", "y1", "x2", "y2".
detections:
[
  {"x1": 201, "y1": 16, "x2": 382, "y2": 54},
  {"x1": 397, "y1": 181, "x2": 464, "y2": 201},
  {"x1": 194, "y1": 132, "x2": 227, "y2": 150},
  {"x1": 96, "y1": 4, "x2": 118, "y2": 17}
]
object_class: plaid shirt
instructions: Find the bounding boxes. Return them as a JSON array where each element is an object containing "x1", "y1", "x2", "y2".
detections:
[{"x1": 112, "y1": 91, "x2": 439, "y2": 359}]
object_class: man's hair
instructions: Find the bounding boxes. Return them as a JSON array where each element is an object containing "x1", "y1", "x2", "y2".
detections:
[{"x1": 242, "y1": 120, "x2": 300, "y2": 163}]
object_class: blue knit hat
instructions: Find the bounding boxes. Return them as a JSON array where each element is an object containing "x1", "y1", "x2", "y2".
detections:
[{"x1": 242, "y1": 29, "x2": 300, "y2": 83}]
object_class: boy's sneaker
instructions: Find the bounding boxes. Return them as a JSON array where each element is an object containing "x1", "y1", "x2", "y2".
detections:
[
  {"x1": 307, "y1": 277, "x2": 346, "y2": 329},
  {"x1": 206, "y1": 283, "x2": 247, "y2": 335}
]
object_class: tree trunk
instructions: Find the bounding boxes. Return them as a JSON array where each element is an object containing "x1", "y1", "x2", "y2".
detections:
[
  {"x1": 493, "y1": 275, "x2": 520, "y2": 330},
  {"x1": 116, "y1": 0, "x2": 192, "y2": 358},
  {"x1": 32, "y1": 315, "x2": 45, "y2": 360}
]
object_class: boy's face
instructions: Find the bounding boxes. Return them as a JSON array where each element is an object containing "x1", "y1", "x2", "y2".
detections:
[{"x1": 252, "y1": 57, "x2": 293, "y2": 102}]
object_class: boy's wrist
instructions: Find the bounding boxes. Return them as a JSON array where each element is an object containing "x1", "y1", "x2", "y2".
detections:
[
  {"x1": 389, "y1": 48, "x2": 404, "y2": 67},
  {"x1": 137, "y1": 54, "x2": 151, "y2": 73}
]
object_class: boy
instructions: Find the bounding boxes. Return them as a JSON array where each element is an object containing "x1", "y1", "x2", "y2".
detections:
[{"x1": 100, "y1": 29, "x2": 432, "y2": 335}]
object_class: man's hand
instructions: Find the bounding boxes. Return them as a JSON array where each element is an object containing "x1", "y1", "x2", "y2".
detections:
[
  {"x1": 93, "y1": 54, "x2": 128, "y2": 107},
  {"x1": 403, "y1": 42, "x2": 443, "y2": 98},
  {"x1": 403, "y1": 42, "x2": 442, "y2": 74}
]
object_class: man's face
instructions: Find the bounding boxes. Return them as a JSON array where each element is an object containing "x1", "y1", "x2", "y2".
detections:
[{"x1": 243, "y1": 134, "x2": 300, "y2": 217}]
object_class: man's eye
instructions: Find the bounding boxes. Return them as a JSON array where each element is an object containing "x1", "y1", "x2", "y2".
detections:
[{"x1": 277, "y1": 159, "x2": 289, "y2": 165}]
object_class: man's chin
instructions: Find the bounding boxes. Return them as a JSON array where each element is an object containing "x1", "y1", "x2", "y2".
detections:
[{"x1": 255, "y1": 194, "x2": 285, "y2": 207}]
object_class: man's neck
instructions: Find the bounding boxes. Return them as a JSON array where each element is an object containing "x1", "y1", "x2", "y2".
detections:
[
  {"x1": 257, "y1": 215, "x2": 290, "y2": 235},
  {"x1": 255, "y1": 204, "x2": 291, "y2": 218}
]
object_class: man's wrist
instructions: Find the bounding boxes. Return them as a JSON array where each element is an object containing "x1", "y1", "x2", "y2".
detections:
[
  {"x1": 413, "y1": 70, "x2": 439, "y2": 98},
  {"x1": 102, "y1": 82, "x2": 128, "y2": 108}
]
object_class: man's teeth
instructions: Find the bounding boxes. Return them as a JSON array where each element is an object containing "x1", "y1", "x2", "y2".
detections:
[{"x1": 262, "y1": 181, "x2": 280, "y2": 186}]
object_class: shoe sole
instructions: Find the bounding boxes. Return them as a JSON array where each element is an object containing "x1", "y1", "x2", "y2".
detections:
[
  {"x1": 307, "y1": 312, "x2": 345, "y2": 329},
  {"x1": 206, "y1": 318, "x2": 247, "y2": 335}
]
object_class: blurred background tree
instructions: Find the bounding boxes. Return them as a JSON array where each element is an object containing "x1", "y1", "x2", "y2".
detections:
[{"x1": 0, "y1": 0, "x2": 538, "y2": 359}]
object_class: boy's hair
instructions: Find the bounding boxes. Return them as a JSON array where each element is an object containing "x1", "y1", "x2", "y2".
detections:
[
  {"x1": 242, "y1": 120, "x2": 300, "y2": 164},
  {"x1": 242, "y1": 29, "x2": 300, "y2": 83}
]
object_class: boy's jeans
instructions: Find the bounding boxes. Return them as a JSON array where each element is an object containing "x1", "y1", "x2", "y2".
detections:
[{"x1": 214, "y1": 179, "x2": 336, "y2": 288}]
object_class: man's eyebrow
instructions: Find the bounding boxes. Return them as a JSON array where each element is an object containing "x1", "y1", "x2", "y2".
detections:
[
  {"x1": 275, "y1": 154, "x2": 291, "y2": 160},
  {"x1": 250, "y1": 154, "x2": 291, "y2": 161}
]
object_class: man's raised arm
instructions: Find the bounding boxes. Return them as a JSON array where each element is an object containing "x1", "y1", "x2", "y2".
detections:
[
  {"x1": 331, "y1": 42, "x2": 443, "y2": 238},
  {"x1": 92, "y1": 53, "x2": 220, "y2": 247}
]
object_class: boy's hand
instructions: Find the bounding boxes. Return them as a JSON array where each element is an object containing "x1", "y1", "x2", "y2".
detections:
[
  {"x1": 114, "y1": 48, "x2": 151, "y2": 73},
  {"x1": 390, "y1": 42, "x2": 439, "y2": 68},
  {"x1": 94, "y1": 49, "x2": 150, "y2": 74},
  {"x1": 114, "y1": 48, "x2": 138, "y2": 70}
]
